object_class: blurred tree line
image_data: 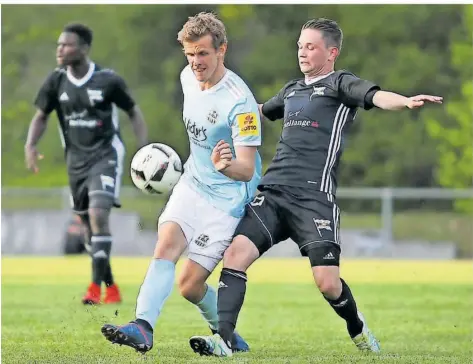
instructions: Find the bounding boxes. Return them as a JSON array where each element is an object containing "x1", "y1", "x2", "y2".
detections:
[{"x1": 2, "y1": 4, "x2": 472, "y2": 211}]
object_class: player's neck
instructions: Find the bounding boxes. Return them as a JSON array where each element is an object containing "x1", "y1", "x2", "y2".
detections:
[
  {"x1": 68, "y1": 60, "x2": 91, "y2": 80},
  {"x1": 305, "y1": 66, "x2": 334, "y2": 83},
  {"x1": 200, "y1": 64, "x2": 226, "y2": 91}
]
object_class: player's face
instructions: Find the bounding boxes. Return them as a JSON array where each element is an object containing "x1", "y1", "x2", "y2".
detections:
[
  {"x1": 183, "y1": 34, "x2": 226, "y2": 83},
  {"x1": 297, "y1": 29, "x2": 338, "y2": 75},
  {"x1": 56, "y1": 32, "x2": 85, "y2": 67}
]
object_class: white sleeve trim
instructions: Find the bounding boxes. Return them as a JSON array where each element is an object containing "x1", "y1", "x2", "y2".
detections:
[{"x1": 233, "y1": 141, "x2": 261, "y2": 147}]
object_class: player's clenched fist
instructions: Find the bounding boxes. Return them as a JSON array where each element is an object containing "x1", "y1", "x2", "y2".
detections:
[{"x1": 211, "y1": 140, "x2": 233, "y2": 171}]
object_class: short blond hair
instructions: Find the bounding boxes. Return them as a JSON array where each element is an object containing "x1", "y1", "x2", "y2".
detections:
[{"x1": 177, "y1": 12, "x2": 227, "y2": 49}]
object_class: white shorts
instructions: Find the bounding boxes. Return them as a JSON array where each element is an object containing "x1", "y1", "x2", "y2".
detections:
[{"x1": 158, "y1": 180, "x2": 240, "y2": 272}]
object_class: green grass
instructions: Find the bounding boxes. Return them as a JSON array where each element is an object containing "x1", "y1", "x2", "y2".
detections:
[{"x1": 2, "y1": 257, "x2": 472, "y2": 363}]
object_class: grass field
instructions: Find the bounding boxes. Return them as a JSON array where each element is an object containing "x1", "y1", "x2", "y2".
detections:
[{"x1": 2, "y1": 257, "x2": 472, "y2": 363}]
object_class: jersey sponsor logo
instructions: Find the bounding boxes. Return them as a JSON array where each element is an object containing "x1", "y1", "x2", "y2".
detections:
[
  {"x1": 68, "y1": 119, "x2": 102, "y2": 128},
  {"x1": 87, "y1": 89, "x2": 103, "y2": 106},
  {"x1": 284, "y1": 119, "x2": 319, "y2": 128},
  {"x1": 236, "y1": 112, "x2": 259, "y2": 137},
  {"x1": 65, "y1": 110, "x2": 102, "y2": 128},
  {"x1": 184, "y1": 118, "x2": 207, "y2": 142}
]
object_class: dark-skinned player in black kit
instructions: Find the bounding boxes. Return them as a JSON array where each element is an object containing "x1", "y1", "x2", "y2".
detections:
[{"x1": 25, "y1": 23, "x2": 148, "y2": 305}]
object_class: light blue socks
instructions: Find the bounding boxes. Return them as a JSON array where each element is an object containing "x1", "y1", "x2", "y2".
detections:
[
  {"x1": 135, "y1": 259, "x2": 175, "y2": 329},
  {"x1": 195, "y1": 284, "x2": 219, "y2": 330}
]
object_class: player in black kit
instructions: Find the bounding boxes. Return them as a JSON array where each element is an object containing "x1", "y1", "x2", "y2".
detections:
[
  {"x1": 25, "y1": 24, "x2": 148, "y2": 305},
  {"x1": 189, "y1": 18, "x2": 442, "y2": 356}
]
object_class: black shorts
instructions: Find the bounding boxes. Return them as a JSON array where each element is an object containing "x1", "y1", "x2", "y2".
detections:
[
  {"x1": 234, "y1": 185, "x2": 341, "y2": 266},
  {"x1": 68, "y1": 154, "x2": 123, "y2": 215}
]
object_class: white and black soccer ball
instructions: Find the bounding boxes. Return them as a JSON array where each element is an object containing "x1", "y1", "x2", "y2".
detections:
[{"x1": 130, "y1": 143, "x2": 183, "y2": 194}]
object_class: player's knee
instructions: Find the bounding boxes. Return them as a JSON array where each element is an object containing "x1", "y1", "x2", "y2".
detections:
[
  {"x1": 316, "y1": 278, "x2": 339, "y2": 296},
  {"x1": 312, "y1": 266, "x2": 342, "y2": 297},
  {"x1": 88, "y1": 207, "x2": 110, "y2": 234},
  {"x1": 154, "y1": 222, "x2": 187, "y2": 262},
  {"x1": 223, "y1": 235, "x2": 259, "y2": 271}
]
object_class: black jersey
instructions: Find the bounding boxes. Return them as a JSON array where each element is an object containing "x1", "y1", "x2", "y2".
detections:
[
  {"x1": 260, "y1": 70, "x2": 380, "y2": 195},
  {"x1": 34, "y1": 62, "x2": 135, "y2": 173}
]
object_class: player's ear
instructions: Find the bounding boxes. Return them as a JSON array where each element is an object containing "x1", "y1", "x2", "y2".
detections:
[
  {"x1": 217, "y1": 43, "x2": 227, "y2": 58},
  {"x1": 80, "y1": 43, "x2": 90, "y2": 56},
  {"x1": 328, "y1": 47, "x2": 339, "y2": 62}
]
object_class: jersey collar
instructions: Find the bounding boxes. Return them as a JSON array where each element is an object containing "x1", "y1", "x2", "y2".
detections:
[
  {"x1": 199, "y1": 68, "x2": 230, "y2": 94},
  {"x1": 67, "y1": 62, "x2": 95, "y2": 87},
  {"x1": 304, "y1": 71, "x2": 335, "y2": 85}
]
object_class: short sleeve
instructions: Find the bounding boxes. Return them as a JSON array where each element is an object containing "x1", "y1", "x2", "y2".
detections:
[
  {"x1": 110, "y1": 75, "x2": 136, "y2": 112},
  {"x1": 34, "y1": 71, "x2": 59, "y2": 114},
  {"x1": 336, "y1": 72, "x2": 380, "y2": 110},
  {"x1": 229, "y1": 97, "x2": 262, "y2": 147}
]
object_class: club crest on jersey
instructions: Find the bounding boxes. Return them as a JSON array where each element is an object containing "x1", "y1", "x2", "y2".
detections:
[
  {"x1": 310, "y1": 86, "x2": 326, "y2": 100},
  {"x1": 87, "y1": 89, "x2": 103, "y2": 106},
  {"x1": 236, "y1": 112, "x2": 259, "y2": 137},
  {"x1": 207, "y1": 110, "x2": 218, "y2": 124}
]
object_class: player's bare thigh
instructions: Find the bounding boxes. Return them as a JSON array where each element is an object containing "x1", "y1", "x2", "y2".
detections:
[{"x1": 154, "y1": 221, "x2": 188, "y2": 262}]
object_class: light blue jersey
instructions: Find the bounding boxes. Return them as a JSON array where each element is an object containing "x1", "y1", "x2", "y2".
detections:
[{"x1": 180, "y1": 65, "x2": 262, "y2": 218}]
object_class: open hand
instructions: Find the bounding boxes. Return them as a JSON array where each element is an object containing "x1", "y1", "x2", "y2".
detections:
[
  {"x1": 406, "y1": 95, "x2": 443, "y2": 109},
  {"x1": 211, "y1": 140, "x2": 233, "y2": 171}
]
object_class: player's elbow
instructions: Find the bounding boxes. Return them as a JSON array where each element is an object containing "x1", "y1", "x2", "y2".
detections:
[{"x1": 127, "y1": 105, "x2": 140, "y2": 119}]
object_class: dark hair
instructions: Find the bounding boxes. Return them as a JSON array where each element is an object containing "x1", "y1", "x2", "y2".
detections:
[
  {"x1": 63, "y1": 23, "x2": 93, "y2": 46},
  {"x1": 302, "y1": 18, "x2": 343, "y2": 51}
]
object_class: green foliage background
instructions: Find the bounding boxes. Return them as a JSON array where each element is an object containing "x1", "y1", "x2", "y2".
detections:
[{"x1": 2, "y1": 5, "x2": 472, "y2": 207}]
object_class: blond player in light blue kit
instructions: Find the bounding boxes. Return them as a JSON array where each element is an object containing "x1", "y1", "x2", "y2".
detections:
[{"x1": 101, "y1": 12, "x2": 262, "y2": 354}]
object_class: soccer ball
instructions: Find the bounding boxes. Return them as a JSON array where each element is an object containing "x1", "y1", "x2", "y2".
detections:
[{"x1": 130, "y1": 143, "x2": 183, "y2": 194}]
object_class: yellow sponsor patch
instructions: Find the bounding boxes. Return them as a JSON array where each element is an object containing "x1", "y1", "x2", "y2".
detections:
[{"x1": 236, "y1": 112, "x2": 259, "y2": 137}]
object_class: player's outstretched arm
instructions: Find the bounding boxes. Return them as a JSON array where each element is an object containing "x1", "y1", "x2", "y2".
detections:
[
  {"x1": 126, "y1": 105, "x2": 148, "y2": 148},
  {"x1": 211, "y1": 141, "x2": 256, "y2": 182},
  {"x1": 24, "y1": 109, "x2": 48, "y2": 173},
  {"x1": 372, "y1": 91, "x2": 443, "y2": 111}
]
